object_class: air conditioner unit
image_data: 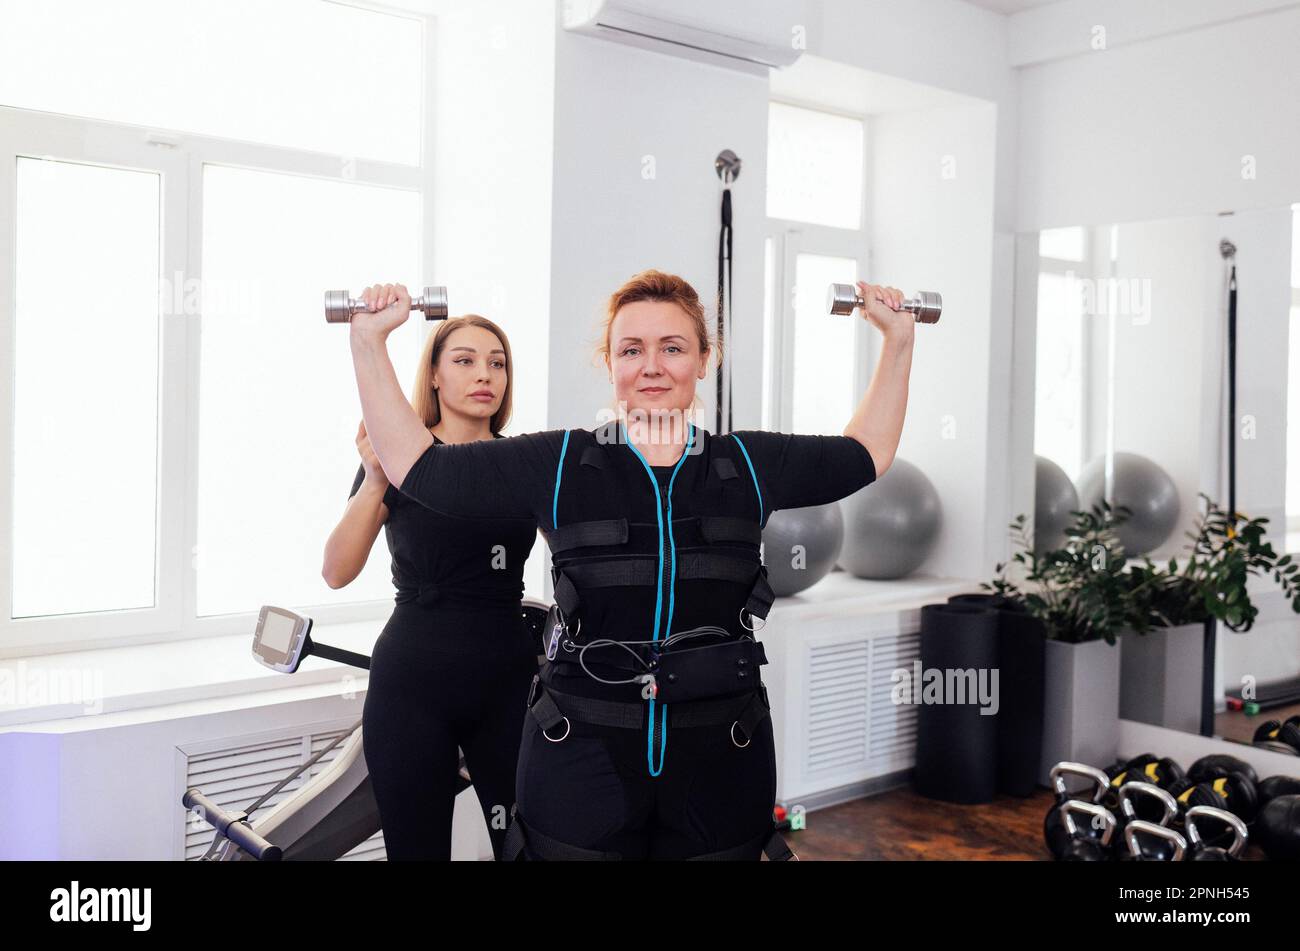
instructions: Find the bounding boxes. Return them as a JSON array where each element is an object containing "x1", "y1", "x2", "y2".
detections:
[{"x1": 562, "y1": 0, "x2": 808, "y2": 75}]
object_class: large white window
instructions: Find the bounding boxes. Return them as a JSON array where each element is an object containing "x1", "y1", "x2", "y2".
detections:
[
  {"x1": 197, "y1": 166, "x2": 422, "y2": 617},
  {"x1": 12, "y1": 158, "x2": 163, "y2": 618},
  {"x1": 763, "y1": 101, "x2": 870, "y2": 436},
  {"x1": 1034, "y1": 227, "x2": 1089, "y2": 482},
  {"x1": 0, "y1": 0, "x2": 423, "y2": 165},
  {"x1": 791, "y1": 253, "x2": 859, "y2": 436},
  {"x1": 766, "y1": 101, "x2": 865, "y2": 230},
  {"x1": 0, "y1": 2, "x2": 432, "y2": 651}
]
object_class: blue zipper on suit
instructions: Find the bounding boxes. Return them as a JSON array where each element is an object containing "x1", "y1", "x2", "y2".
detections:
[{"x1": 622, "y1": 420, "x2": 694, "y2": 776}]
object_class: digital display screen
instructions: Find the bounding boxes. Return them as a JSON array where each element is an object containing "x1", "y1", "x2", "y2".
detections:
[{"x1": 261, "y1": 611, "x2": 298, "y2": 654}]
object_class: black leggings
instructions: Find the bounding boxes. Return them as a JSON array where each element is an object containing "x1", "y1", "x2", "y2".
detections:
[
  {"x1": 514, "y1": 701, "x2": 777, "y2": 859},
  {"x1": 362, "y1": 602, "x2": 536, "y2": 860}
]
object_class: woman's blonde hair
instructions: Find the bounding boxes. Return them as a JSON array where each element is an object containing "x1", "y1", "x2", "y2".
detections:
[
  {"x1": 596, "y1": 269, "x2": 721, "y2": 370},
  {"x1": 411, "y1": 314, "x2": 514, "y2": 433}
]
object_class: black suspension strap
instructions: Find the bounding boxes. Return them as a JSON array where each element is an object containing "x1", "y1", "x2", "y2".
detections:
[
  {"x1": 1202, "y1": 242, "x2": 1238, "y2": 737},
  {"x1": 718, "y1": 187, "x2": 733, "y2": 433},
  {"x1": 715, "y1": 149, "x2": 741, "y2": 434}
]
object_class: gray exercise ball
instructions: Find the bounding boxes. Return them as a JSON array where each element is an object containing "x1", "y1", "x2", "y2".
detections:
[
  {"x1": 1076, "y1": 451, "x2": 1180, "y2": 555},
  {"x1": 1035, "y1": 455, "x2": 1079, "y2": 554},
  {"x1": 761, "y1": 502, "x2": 844, "y2": 596},
  {"x1": 838, "y1": 458, "x2": 942, "y2": 579}
]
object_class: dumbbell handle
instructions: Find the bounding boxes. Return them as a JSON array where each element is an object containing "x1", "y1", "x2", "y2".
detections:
[
  {"x1": 827, "y1": 284, "x2": 942, "y2": 324},
  {"x1": 324, "y1": 286, "x2": 448, "y2": 324}
]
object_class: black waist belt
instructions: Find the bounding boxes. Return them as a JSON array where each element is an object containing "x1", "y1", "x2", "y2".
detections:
[
  {"x1": 546, "y1": 637, "x2": 768, "y2": 704},
  {"x1": 526, "y1": 676, "x2": 771, "y2": 743}
]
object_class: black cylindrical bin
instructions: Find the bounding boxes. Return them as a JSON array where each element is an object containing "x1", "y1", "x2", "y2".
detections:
[
  {"x1": 914, "y1": 602, "x2": 1000, "y2": 804},
  {"x1": 947, "y1": 592, "x2": 1047, "y2": 797}
]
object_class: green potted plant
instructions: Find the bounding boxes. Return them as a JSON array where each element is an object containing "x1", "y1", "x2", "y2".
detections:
[
  {"x1": 982, "y1": 501, "x2": 1135, "y2": 781},
  {"x1": 1118, "y1": 493, "x2": 1300, "y2": 732},
  {"x1": 983, "y1": 495, "x2": 1300, "y2": 780}
]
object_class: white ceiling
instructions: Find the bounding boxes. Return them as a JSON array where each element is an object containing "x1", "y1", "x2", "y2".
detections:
[{"x1": 962, "y1": 0, "x2": 1063, "y2": 14}]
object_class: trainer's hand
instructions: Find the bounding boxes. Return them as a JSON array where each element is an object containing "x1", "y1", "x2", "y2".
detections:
[
  {"x1": 349, "y1": 282, "x2": 412, "y2": 342},
  {"x1": 356, "y1": 420, "x2": 388, "y2": 486},
  {"x1": 856, "y1": 282, "x2": 914, "y2": 340}
]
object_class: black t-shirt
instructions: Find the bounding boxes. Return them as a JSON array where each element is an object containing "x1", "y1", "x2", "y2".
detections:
[
  {"x1": 396, "y1": 429, "x2": 875, "y2": 526},
  {"x1": 348, "y1": 433, "x2": 539, "y2": 607},
  {"x1": 395, "y1": 426, "x2": 875, "y2": 688}
]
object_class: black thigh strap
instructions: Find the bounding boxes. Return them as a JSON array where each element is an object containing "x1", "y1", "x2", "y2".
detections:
[
  {"x1": 503, "y1": 808, "x2": 793, "y2": 861},
  {"x1": 686, "y1": 822, "x2": 797, "y2": 861},
  {"x1": 501, "y1": 805, "x2": 622, "y2": 861}
]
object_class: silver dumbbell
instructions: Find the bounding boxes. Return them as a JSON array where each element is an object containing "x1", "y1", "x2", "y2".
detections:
[
  {"x1": 826, "y1": 284, "x2": 942, "y2": 324},
  {"x1": 324, "y1": 286, "x2": 449, "y2": 324}
]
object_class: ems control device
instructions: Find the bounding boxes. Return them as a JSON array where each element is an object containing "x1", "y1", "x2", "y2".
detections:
[
  {"x1": 252, "y1": 605, "x2": 312, "y2": 673},
  {"x1": 324, "y1": 285, "x2": 449, "y2": 323},
  {"x1": 826, "y1": 284, "x2": 942, "y2": 324}
]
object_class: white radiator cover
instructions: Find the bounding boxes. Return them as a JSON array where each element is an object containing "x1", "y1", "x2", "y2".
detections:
[{"x1": 760, "y1": 572, "x2": 975, "y2": 804}]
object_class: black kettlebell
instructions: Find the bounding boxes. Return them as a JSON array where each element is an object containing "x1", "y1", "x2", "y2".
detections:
[
  {"x1": 1169, "y1": 770, "x2": 1259, "y2": 824},
  {"x1": 1105, "y1": 755, "x2": 1185, "y2": 815},
  {"x1": 1052, "y1": 800, "x2": 1118, "y2": 861},
  {"x1": 1253, "y1": 719, "x2": 1300, "y2": 755},
  {"x1": 1255, "y1": 794, "x2": 1300, "y2": 861},
  {"x1": 1116, "y1": 781, "x2": 1179, "y2": 836},
  {"x1": 1184, "y1": 805, "x2": 1248, "y2": 861},
  {"x1": 1257, "y1": 774, "x2": 1300, "y2": 805},
  {"x1": 1123, "y1": 819, "x2": 1187, "y2": 861},
  {"x1": 1045, "y1": 762, "x2": 1117, "y2": 861},
  {"x1": 1188, "y1": 753, "x2": 1259, "y2": 788}
]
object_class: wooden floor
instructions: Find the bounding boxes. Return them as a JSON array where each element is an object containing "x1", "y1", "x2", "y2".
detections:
[
  {"x1": 789, "y1": 785, "x2": 1056, "y2": 861},
  {"x1": 785, "y1": 784, "x2": 1268, "y2": 860},
  {"x1": 1215, "y1": 700, "x2": 1300, "y2": 746}
]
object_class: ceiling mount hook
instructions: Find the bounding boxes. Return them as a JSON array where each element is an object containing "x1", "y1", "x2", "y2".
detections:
[{"x1": 715, "y1": 149, "x2": 742, "y2": 185}]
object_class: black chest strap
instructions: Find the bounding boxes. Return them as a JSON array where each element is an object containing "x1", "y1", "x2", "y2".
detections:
[
  {"x1": 552, "y1": 555, "x2": 773, "y2": 624},
  {"x1": 547, "y1": 518, "x2": 629, "y2": 554}
]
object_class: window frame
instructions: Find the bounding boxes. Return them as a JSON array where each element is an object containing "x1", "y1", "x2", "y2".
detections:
[
  {"x1": 763, "y1": 99, "x2": 872, "y2": 435},
  {"x1": 0, "y1": 6, "x2": 433, "y2": 654}
]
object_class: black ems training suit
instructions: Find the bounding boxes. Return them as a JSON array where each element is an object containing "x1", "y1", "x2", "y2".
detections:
[
  {"x1": 396, "y1": 419, "x2": 876, "y2": 860},
  {"x1": 351, "y1": 434, "x2": 539, "y2": 860}
]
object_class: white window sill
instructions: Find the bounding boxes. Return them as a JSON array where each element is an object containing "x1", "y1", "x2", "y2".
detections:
[
  {"x1": 1, "y1": 617, "x2": 381, "y2": 733},
  {"x1": 1, "y1": 572, "x2": 981, "y2": 733}
]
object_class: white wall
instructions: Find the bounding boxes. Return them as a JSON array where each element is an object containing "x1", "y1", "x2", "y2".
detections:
[
  {"x1": 809, "y1": 0, "x2": 1019, "y2": 234},
  {"x1": 1016, "y1": 4, "x2": 1300, "y2": 231},
  {"x1": 870, "y1": 102, "x2": 1000, "y2": 579},
  {"x1": 807, "y1": 0, "x2": 1016, "y2": 579},
  {"x1": 546, "y1": 26, "x2": 770, "y2": 433}
]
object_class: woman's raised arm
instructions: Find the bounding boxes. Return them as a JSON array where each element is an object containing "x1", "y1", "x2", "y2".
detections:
[
  {"x1": 842, "y1": 281, "x2": 915, "y2": 478},
  {"x1": 348, "y1": 283, "x2": 433, "y2": 489},
  {"x1": 346, "y1": 282, "x2": 560, "y2": 520}
]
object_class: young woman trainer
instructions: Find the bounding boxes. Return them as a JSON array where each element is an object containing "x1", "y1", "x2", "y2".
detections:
[
  {"x1": 347, "y1": 270, "x2": 914, "y2": 859},
  {"x1": 323, "y1": 308, "x2": 539, "y2": 860}
]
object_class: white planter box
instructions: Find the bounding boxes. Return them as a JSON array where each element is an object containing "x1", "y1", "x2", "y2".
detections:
[
  {"x1": 1040, "y1": 637, "x2": 1121, "y2": 785},
  {"x1": 1120, "y1": 623, "x2": 1204, "y2": 734}
]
